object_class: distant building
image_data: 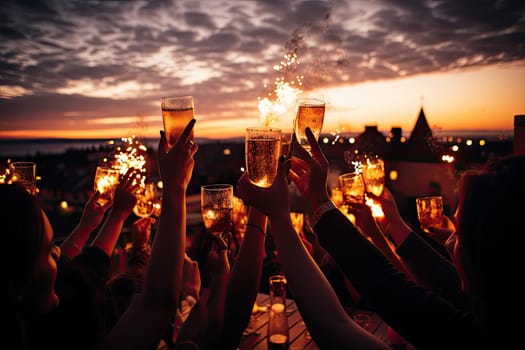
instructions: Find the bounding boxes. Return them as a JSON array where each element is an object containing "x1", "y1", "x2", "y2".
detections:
[{"x1": 324, "y1": 107, "x2": 457, "y2": 226}]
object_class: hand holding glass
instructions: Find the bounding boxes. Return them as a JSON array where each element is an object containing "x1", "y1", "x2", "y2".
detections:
[{"x1": 201, "y1": 184, "x2": 234, "y2": 238}]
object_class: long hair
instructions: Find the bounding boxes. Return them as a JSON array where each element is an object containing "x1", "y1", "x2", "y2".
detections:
[
  {"x1": 1, "y1": 183, "x2": 46, "y2": 349},
  {"x1": 456, "y1": 155, "x2": 525, "y2": 335}
]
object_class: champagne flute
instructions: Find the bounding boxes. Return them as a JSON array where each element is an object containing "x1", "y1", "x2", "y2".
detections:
[
  {"x1": 9, "y1": 161, "x2": 37, "y2": 195},
  {"x1": 245, "y1": 127, "x2": 282, "y2": 188},
  {"x1": 133, "y1": 182, "x2": 155, "y2": 218},
  {"x1": 416, "y1": 196, "x2": 444, "y2": 233},
  {"x1": 93, "y1": 166, "x2": 120, "y2": 206},
  {"x1": 201, "y1": 184, "x2": 234, "y2": 239},
  {"x1": 294, "y1": 97, "x2": 325, "y2": 154},
  {"x1": 161, "y1": 95, "x2": 195, "y2": 148},
  {"x1": 361, "y1": 155, "x2": 385, "y2": 197}
]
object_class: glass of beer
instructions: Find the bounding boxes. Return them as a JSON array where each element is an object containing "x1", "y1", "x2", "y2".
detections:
[
  {"x1": 245, "y1": 127, "x2": 282, "y2": 188},
  {"x1": 93, "y1": 166, "x2": 120, "y2": 206},
  {"x1": 294, "y1": 97, "x2": 325, "y2": 154},
  {"x1": 201, "y1": 184, "x2": 234, "y2": 238},
  {"x1": 133, "y1": 182, "x2": 156, "y2": 218},
  {"x1": 9, "y1": 161, "x2": 37, "y2": 195},
  {"x1": 361, "y1": 155, "x2": 385, "y2": 197},
  {"x1": 416, "y1": 195, "x2": 444, "y2": 233},
  {"x1": 339, "y1": 172, "x2": 366, "y2": 205},
  {"x1": 161, "y1": 95, "x2": 195, "y2": 148}
]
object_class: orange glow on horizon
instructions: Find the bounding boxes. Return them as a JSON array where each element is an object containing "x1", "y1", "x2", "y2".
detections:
[{"x1": 2, "y1": 63, "x2": 523, "y2": 140}]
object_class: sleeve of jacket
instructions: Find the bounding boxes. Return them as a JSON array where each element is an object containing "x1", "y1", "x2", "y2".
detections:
[{"x1": 314, "y1": 208, "x2": 484, "y2": 350}]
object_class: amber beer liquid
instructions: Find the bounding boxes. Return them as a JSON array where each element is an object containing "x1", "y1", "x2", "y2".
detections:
[
  {"x1": 246, "y1": 138, "x2": 281, "y2": 188},
  {"x1": 245, "y1": 127, "x2": 282, "y2": 188},
  {"x1": 201, "y1": 207, "x2": 233, "y2": 236},
  {"x1": 162, "y1": 107, "x2": 194, "y2": 147},
  {"x1": 294, "y1": 98, "x2": 325, "y2": 153}
]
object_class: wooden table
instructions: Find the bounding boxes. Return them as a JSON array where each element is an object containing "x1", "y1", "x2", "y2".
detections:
[{"x1": 238, "y1": 293, "x2": 391, "y2": 350}]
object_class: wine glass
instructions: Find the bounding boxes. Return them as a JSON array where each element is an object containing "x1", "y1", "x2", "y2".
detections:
[
  {"x1": 294, "y1": 97, "x2": 325, "y2": 154},
  {"x1": 9, "y1": 161, "x2": 37, "y2": 195},
  {"x1": 201, "y1": 184, "x2": 234, "y2": 239},
  {"x1": 245, "y1": 127, "x2": 282, "y2": 188},
  {"x1": 416, "y1": 195, "x2": 444, "y2": 233},
  {"x1": 360, "y1": 155, "x2": 385, "y2": 197},
  {"x1": 133, "y1": 182, "x2": 155, "y2": 218},
  {"x1": 161, "y1": 95, "x2": 195, "y2": 149},
  {"x1": 93, "y1": 166, "x2": 120, "y2": 206}
]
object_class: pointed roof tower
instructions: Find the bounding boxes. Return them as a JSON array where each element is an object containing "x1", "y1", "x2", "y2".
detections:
[{"x1": 406, "y1": 107, "x2": 442, "y2": 162}]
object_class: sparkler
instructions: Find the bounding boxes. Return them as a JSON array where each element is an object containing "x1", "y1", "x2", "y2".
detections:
[
  {"x1": 258, "y1": 52, "x2": 303, "y2": 127},
  {"x1": 105, "y1": 135, "x2": 149, "y2": 186}
]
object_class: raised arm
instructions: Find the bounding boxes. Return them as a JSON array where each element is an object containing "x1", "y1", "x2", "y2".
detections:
[
  {"x1": 217, "y1": 206, "x2": 268, "y2": 349},
  {"x1": 290, "y1": 128, "x2": 479, "y2": 350},
  {"x1": 100, "y1": 119, "x2": 197, "y2": 350},
  {"x1": 236, "y1": 157, "x2": 390, "y2": 350},
  {"x1": 90, "y1": 168, "x2": 139, "y2": 257},
  {"x1": 60, "y1": 191, "x2": 111, "y2": 259}
]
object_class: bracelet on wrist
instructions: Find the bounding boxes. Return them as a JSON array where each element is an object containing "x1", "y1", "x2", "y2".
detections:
[{"x1": 310, "y1": 200, "x2": 337, "y2": 227}]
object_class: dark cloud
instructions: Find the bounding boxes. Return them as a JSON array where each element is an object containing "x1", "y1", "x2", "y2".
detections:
[{"x1": 1, "y1": 0, "x2": 524, "y2": 135}]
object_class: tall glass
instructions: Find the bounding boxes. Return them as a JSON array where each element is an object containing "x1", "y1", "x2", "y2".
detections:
[
  {"x1": 294, "y1": 97, "x2": 325, "y2": 153},
  {"x1": 9, "y1": 161, "x2": 36, "y2": 195},
  {"x1": 201, "y1": 184, "x2": 234, "y2": 237},
  {"x1": 94, "y1": 166, "x2": 120, "y2": 206},
  {"x1": 267, "y1": 274, "x2": 289, "y2": 349},
  {"x1": 339, "y1": 172, "x2": 366, "y2": 205},
  {"x1": 416, "y1": 195, "x2": 444, "y2": 233},
  {"x1": 133, "y1": 182, "x2": 156, "y2": 218},
  {"x1": 361, "y1": 156, "x2": 385, "y2": 197},
  {"x1": 161, "y1": 95, "x2": 195, "y2": 148},
  {"x1": 245, "y1": 127, "x2": 282, "y2": 188}
]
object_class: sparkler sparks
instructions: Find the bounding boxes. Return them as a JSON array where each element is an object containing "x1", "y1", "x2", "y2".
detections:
[
  {"x1": 330, "y1": 127, "x2": 345, "y2": 145},
  {"x1": 258, "y1": 52, "x2": 303, "y2": 127},
  {"x1": 105, "y1": 135, "x2": 149, "y2": 186}
]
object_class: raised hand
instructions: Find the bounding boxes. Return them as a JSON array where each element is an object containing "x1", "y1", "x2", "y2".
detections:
[
  {"x1": 235, "y1": 156, "x2": 290, "y2": 220},
  {"x1": 79, "y1": 190, "x2": 112, "y2": 232},
  {"x1": 112, "y1": 168, "x2": 140, "y2": 217},
  {"x1": 288, "y1": 127, "x2": 331, "y2": 209},
  {"x1": 157, "y1": 119, "x2": 197, "y2": 192},
  {"x1": 131, "y1": 217, "x2": 155, "y2": 248}
]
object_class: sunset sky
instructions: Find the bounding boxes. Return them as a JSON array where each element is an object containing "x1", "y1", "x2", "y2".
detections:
[{"x1": 1, "y1": 0, "x2": 524, "y2": 141}]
